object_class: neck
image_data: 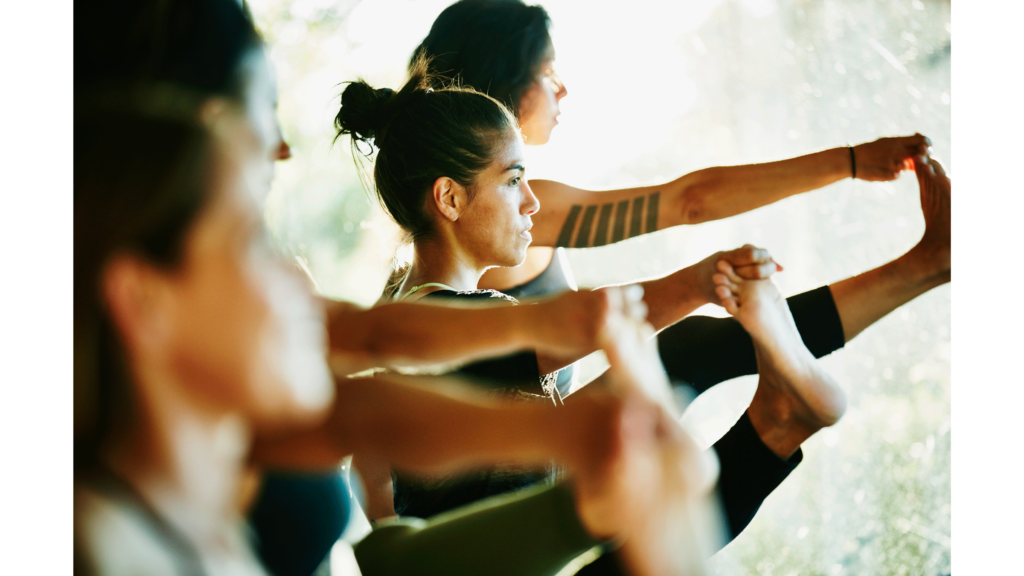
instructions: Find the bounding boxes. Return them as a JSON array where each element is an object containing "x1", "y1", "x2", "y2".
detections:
[
  {"x1": 104, "y1": 358, "x2": 251, "y2": 551},
  {"x1": 404, "y1": 236, "x2": 486, "y2": 294}
]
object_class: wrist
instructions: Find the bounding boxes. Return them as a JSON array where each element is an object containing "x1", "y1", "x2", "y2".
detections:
[
  {"x1": 826, "y1": 146, "x2": 853, "y2": 180},
  {"x1": 675, "y1": 264, "x2": 714, "y2": 309}
]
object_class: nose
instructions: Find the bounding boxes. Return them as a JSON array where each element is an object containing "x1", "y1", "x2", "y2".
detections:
[
  {"x1": 555, "y1": 80, "x2": 568, "y2": 101},
  {"x1": 521, "y1": 179, "x2": 540, "y2": 216},
  {"x1": 276, "y1": 139, "x2": 292, "y2": 161}
]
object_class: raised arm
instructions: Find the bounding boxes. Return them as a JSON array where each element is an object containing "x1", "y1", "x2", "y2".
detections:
[{"x1": 528, "y1": 134, "x2": 930, "y2": 248}]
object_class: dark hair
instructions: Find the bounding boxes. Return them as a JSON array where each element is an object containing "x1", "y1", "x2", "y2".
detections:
[
  {"x1": 74, "y1": 112, "x2": 215, "y2": 470},
  {"x1": 75, "y1": 0, "x2": 261, "y2": 104},
  {"x1": 334, "y1": 58, "x2": 519, "y2": 243},
  {"x1": 411, "y1": 0, "x2": 552, "y2": 115}
]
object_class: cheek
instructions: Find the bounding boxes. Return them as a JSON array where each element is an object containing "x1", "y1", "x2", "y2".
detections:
[
  {"x1": 167, "y1": 255, "x2": 333, "y2": 423},
  {"x1": 166, "y1": 261, "x2": 269, "y2": 410},
  {"x1": 253, "y1": 265, "x2": 334, "y2": 419}
]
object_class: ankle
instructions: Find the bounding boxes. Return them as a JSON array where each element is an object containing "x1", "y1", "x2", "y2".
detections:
[{"x1": 906, "y1": 240, "x2": 950, "y2": 284}]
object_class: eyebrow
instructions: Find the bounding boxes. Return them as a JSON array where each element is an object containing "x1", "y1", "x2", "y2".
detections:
[{"x1": 504, "y1": 163, "x2": 525, "y2": 173}]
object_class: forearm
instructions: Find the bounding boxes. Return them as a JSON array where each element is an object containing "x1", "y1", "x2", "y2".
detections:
[
  {"x1": 671, "y1": 147, "x2": 850, "y2": 226},
  {"x1": 613, "y1": 266, "x2": 708, "y2": 333},
  {"x1": 252, "y1": 376, "x2": 569, "y2": 474},
  {"x1": 328, "y1": 301, "x2": 542, "y2": 374},
  {"x1": 528, "y1": 148, "x2": 850, "y2": 248}
]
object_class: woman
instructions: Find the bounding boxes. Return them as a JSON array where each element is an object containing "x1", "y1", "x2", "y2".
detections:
[
  {"x1": 411, "y1": 0, "x2": 951, "y2": 398},
  {"x1": 74, "y1": 98, "x2": 731, "y2": 576},
  {"x1": 332, "y1": 65, "x2": 876, "y2": 575}
]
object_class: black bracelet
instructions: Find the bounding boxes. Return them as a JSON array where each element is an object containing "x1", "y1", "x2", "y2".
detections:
[{"x1": 847, "y1": 144, "x2": 856, "y2": 179}]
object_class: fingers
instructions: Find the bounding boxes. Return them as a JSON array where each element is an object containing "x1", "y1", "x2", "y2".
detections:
[
  {"x1": 733, "y1": 260, "x2": 779, "y2": 279},
  {"x1": 895, "y1": 132, "x2": 931, "y2": 150},
  {"x1": 719, "y1": 244, "x2": 772, "y2": 267},
  {"x1": 715, "y1": 259, "x2": 744, "y2": 284}
]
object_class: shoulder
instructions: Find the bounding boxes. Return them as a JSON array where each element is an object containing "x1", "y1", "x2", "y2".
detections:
[
  {"x1": 424, "y1": 289, "x2": 520, "y2": 306},
  {"x1": 75, "y1": 485, "x2": 181, "y2": 576}
]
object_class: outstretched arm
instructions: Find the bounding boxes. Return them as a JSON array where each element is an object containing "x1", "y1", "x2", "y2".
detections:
[
  {"x1": 528, "y1": 134, "x2": 930, "y2": 248},
  {"x1": 326, "y1": 289, "x2": 617, "y2": 376},
  {"x1": 250, "y1": 374, "x2": 622, "y2": 476}
]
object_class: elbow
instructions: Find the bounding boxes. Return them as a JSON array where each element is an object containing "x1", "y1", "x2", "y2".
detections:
[
  {"x1": 675, "y1": 186, "x2": 709, "y2": 225},
  {"x1": 676, "y1": 170, "x2": 728, "y2": 225}
]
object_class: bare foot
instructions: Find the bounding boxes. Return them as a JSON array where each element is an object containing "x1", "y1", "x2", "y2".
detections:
[
  {"x1": 714, "y1": 262, "x2": 847, "y2": 457},
  {"x1": 912, "y1": 155, "x2": 951, "y2": 281}
]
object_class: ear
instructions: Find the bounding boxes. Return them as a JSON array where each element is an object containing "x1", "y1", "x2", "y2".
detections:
[
  {"x1": 101, "y1": 254, "x2": 176, "y2": 357},
  {"x1": 431, "y1": 177, "x2": 470, "y2": 223}
]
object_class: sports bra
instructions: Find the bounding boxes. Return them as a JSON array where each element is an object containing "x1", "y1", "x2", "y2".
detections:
[{"x1": 399, "y1": 282, "x2": 456, "y2": 301}]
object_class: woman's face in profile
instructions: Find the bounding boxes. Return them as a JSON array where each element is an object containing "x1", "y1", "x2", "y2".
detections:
[
  {"x1": 162, "y1": 116, "x2": 334, "y2": 428},
  {"x1": 518, "y1": 56, "x2": 568, "y2": 146},
  {"x1": 455, "y1": 132, "x2": 540, "y2": 269},
  {"x1": 240, "y1": 47, "x2": 292, "y2": 179}
]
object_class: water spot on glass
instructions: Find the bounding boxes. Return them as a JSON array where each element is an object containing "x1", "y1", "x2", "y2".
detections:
[
  {"x1": 832, "y1": 563, "x2": 843, "y2": 574},
  {"x1": 883, "y1": 367, "x2": 894, "y2": 380},
  {"x1": 941, "y1": 92, "x2": 950, "y2": 105},
  {"x1": 838, "y1": 97, "x2": 849, "y2": 107},
  {"x1": 869, "y1": 377, "x2": 879, "y2": 389},
  {"x1": 835, "y1": 62, "x2": 847, "y2": 74},
  {"x1": 909, "y1": 442, "x2": 924, "y2": 458},
  {"x1": 906, "y1": 84, "x2": 923, "y2": 99},
  {"x1": 855, "y1": 489, "x2": 866, "y2": 504},
  {"x1": 910, "y1": 103, "x2": 921, "y2": 115},
  {"x1": 912, "y1": 0, "x2": 925, "y2": 9},
  {"x1": 797, "y1": 526, "x2": 810, "y2": 539},
  {"x1": 901, "y1": 31, "x2": 918, "y2": 44},
  {"x1": 787, "y1": 129, "x2": 801, "y2": 139},
  {"x1": 873, "y1": 93, "x2": 885, "y2": 105},
  {"x1": 801, "y1": 82, "x2": 814, "y2": 93}
]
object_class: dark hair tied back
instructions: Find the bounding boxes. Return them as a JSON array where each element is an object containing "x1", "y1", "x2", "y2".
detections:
[
  {"x1": 334, "y1": 85, "x2": 397, "y2": 149},
  {"x1": 334, "y1": 56, "x2": 520, "y2": 296}
]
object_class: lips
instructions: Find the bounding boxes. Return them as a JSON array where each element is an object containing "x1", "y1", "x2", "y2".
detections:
[{"x1": 520, "y1": 224, "x2": 533, "y2": 241}]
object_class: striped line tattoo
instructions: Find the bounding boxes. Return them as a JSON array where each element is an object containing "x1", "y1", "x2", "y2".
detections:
[{"x1": 557, "y1": 192, "x2": 661, "y2": 248}]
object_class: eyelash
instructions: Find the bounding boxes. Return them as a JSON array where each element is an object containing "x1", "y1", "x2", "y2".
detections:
[{"x1": 509, "y1": 177, "x2": 521, "y2": 186}]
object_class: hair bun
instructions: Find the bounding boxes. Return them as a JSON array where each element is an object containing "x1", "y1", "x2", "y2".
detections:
[{"x1": 335, "y1": 82, "x2": 396, "y2": 146}]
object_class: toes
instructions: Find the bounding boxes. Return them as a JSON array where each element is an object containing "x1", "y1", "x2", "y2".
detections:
[
  {"x1": 733, "y1": 261, "x2": 775, "y2": 279},
  {"x1": 721, "y1": 296, "x2": 739, "y2": 316},
  {"x1": 714, "y1": 284, "x2": 733, "y2": 300}
]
